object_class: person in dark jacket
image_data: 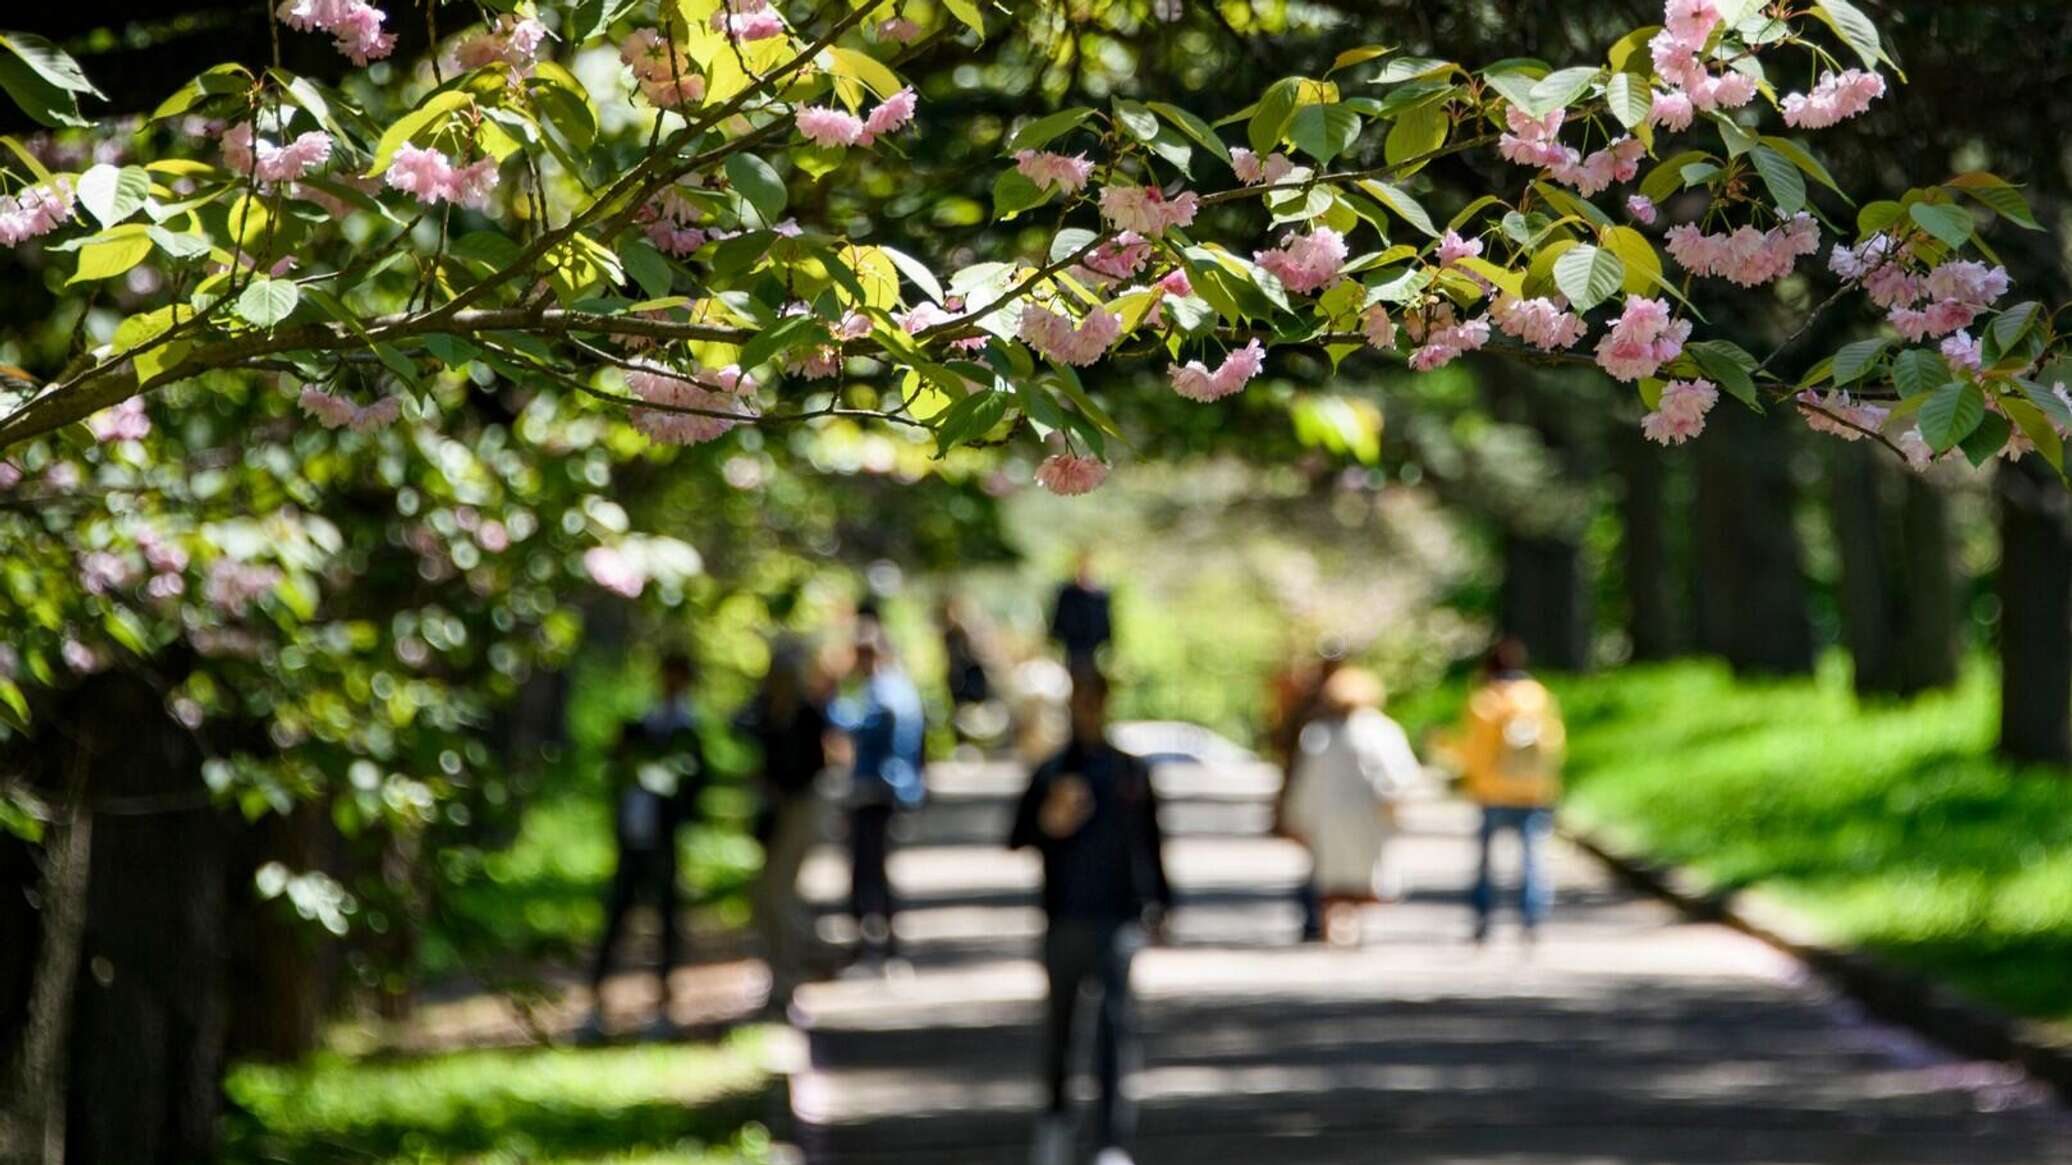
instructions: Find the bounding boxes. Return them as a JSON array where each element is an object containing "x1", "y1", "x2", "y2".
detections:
[
  {"x1": 830, "y1": 629, "x2": 925, "y2": 964},
  {"x1": 1048, "y1": 552, "x2": 1113, "y2": 670},
  {"x1": 1009, "y1": 666, "x2": 1171, "y2": 1165},
  {"x1": 737, "y1": 640, "x2": 832, "y2": 1012},
  {"x1": 583, "y1": 651, "x2": 707, "y2": 1041}
]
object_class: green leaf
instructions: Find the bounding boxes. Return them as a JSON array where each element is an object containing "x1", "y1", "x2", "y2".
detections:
[
  {"x1": 148, "y1": 63, "x2": 251, "y2": 123},
  {"x1": 1004, "y1": 107, "x2": 1095, "y2": 154},
  {"x1": 932, "y1": 388, "x2": 1009, "y2": 455},
  {"x1": 77, "y1": 164, "x2": 151, "y2": 227},
  {"x1": 1812, "y1": 0, "x2": 1890, "y2": 70},
  {"x1": 724, "y1": 153, "x2": 788, "y2": 227},
  {"x1": 1384, "y1": 101, "x2": 1448, "y2": 169},
  {"x1": 1747, "y1": 145, "x2": 1806, "y2": 218},
  {"x1": 1248, "y1": 78, "x2": 1300, "y2": 155},
  {"x1": 878, "y1": 244, "x2": 945, "y2": 305},
  {"x1": 826, "y1": 47, "x2": 904, "y2": 101},
  {"x1": 1890, "y1": 349, "x2": 1943, "y2": 399},
  {"x1": 1757, "y1": 136, "x2": 1849, "y2": 202},
  {"x1": 1552, "y1": 243, "x2": 1624, "y2": 312},
  {"x1": 1287, "y1": 103, "x2": 1361, "y2": 165},
  {"x1": 1358, "y1": 180, "x2": 1438, "y2": 238},
  {"x1": 1944, "y1": 173, "x2": 2042, "y2": 231},
  {"x1": 1601, "y1": 225, "x2": 1663, "y2": 295},
  {"x1": 1989, "y1": 301, "x2": 2043, "y2": 356},
  {"x1": 1481, "y1": 70, "x2": 1540, "y2": 113},
  {"x1": 366, "y1": 90, "x2": 472, "y2": 177},
  {"x1": 943, "y1": 0, "x2": 986, "y2": 37},
  {"x1": 1148, "y1": 101, "x2": 1232, "y2": 166},
  {"x1": 2020, "y1": 378, "x2": 2072, "y2": 431},
  {"x1": 1688, "y1": 339, "x2": 1760, "y2": 407},
  {"x1": 1907, "y1": 202, "x2": 1974, "y2": 250},
  {"x1": 68, "y1": 225, "x2": 153, "y2": 284},
  {"x1": 1919, "y1": 380, "x2": 1984, "y2": 453},
  {"x1": 1959, "y1": 409, "x2": 2013, "y2": 467},
  {"x1": 618, "y1": 239, "x2": 673, "y2": 299},
  {"x1": 1525, "y1": 67, "x2": 1598, "y2": 116},
  {"x1": 2002, "y1": 397, "x2": 2063, "y2": 472},
  {"x1": 1831, "y1": 337, "x2": 1889, "y2": 386},
  {"x1": 1604, "y1": 72, "x2": 1650, "y2": 130},
  {"x1": 991, "y1": 168, "x2": 1052, "y2": 221},
  {"x1": 0, "y1": 33, "x2": 87, "y2": 127},
  {"x1": 1327, "y1": 46, "x2": 1394, "y2": 76},
  {"x1": 1640, "y1": 151, "x2": 1711, "y2": 204},
  {"x1": 236, "y1": 277, "x2": 300, "y2": 327},
  {"x1": 737, "y1": 314, "x2": 825, "y2": 372},
  {"x1": 1112, "y1": 98, "x2": 1159, "y2": 143}
]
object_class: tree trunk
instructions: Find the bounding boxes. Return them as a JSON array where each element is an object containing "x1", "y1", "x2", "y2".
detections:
[
  {"x1": 1694, "y1": 405, "x2": 1815, "y2": 675},
  {"x1": 1896, "y1": 473, "x2": 1960, "y2": 694},
  {"x1": 1995, "y1": 456, "x2": 2072, "y2": 764},
  {"x1": 225, "y1": 800, "x2": 337, "y2": 1063},
  {"x1": 1616, "y1": 428, "x2": 1680, "y2": 661},
  {"x1": 1829, "y1": 441, "x2": 1900, "y2": 694},
  {"x1": 1500, "y1": 533, "x2": 1590, "y2": 671},
  {"x1": 3, "y1": 753, "x2": 92, "y2": 1165}
]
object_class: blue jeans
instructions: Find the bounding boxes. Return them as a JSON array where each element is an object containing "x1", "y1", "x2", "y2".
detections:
[{"x1": 1471, "y1": 806, "x2": 1553, "y2": 928}]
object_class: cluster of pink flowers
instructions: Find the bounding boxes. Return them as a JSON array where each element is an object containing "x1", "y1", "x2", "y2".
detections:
[
  {"x1": 1097, "y1": 185, "x2": 1198, "y2": 236},
  {"x1": 1626, "y1": 195, "x2": 1658, "y2": 225},
  {"x1": 1435, "y1": 229, "x2": 1482, "y2": 267},
  {"x1": 1781, "y1": 70, "x2": 1886, "y2": 130},
  {"x1": 794, "y1": 88, "x2": 918, "y2": 148},
  {"x1": 1664, "y1": 213, "x2": 1820, "y2": 287},
  {"x1": 223, "y1": 123, "x2": 334, "y2": 183},
  {"x1": 711, "y1": 0, "x2": 785, "y2": 41},
  {"x1": 1156, "y1": 269, "x2": 1192, "y2": 297},
  {"x1": 455, "y1": 13, "x2": 550, "y2": 71},
  {"x1": 620, "y1": 29, "x2": 705, "y2": 107},
  {"x1": 1650, "y1": 1, "x2": 1756, "y2": 118},
  {"x1": 640, "y1": 181, "x2": 708, "y2": 257},
  {"x1": 138, "y1": 527, "x2": 189, "y2": 599},
  {"x1": 384, "y1": 144, "x2": 499, "y2": 209},
  {"x1": 80, "y1": 551, "x2": 139, "y2": 596},
  {"x1": 1941, "y1": 329, "x2": 1983, "y2": 373},
  {"x1": 89, "y1": 398, "x2": 151, "y2": 442},
  {"x1": 1642, "y1": 378, "x2": 1719, "y2": 445},
  {"x1": 1362, "y1": 305, "x2": 1396, "y2": 350},
  {"x1": 0, "y1": 178, "x2": 74, "y2": 246},
  {"x1": 276, "y1": 0, "x2": 395, "y2": 65},
  {"x1": 1491, "y1": 293, "x2": 1587, "y2": 351},
  {"x1": 1168, "y1": 339, "x2": 1266, "y2": 402},
  {"x1": 1035, "y1": 454, "x2": 1110, "y2": 495},
  {"x1": 876, "y1": 17, "x2": 923, "y2": 43},
  {"x1": 205, "y1": 558, "x2": 283, "y2": 615},
  {"x1": 1253, "y1": 227, "x2": 1346, "y2": 294},
  {"x1": 1886, "y1": 259, "x2": 2010, "y2": 342},
  {"x1": 1074, "y1": 231, "x2": 1151, "y2": 285},
  {"x1": 583, "y1": 546, "x2": 645, "y2": 598},
  {"x1": 1796, "y1": 390, "x2": 1890, "y2": 442},
  {"x1": 1551, "y1": 138, "x2": 1645, "y2": 197},
  {"x1": 897, "y1": 299, "x2": 982, "y2": 350},
  {"x1": 1594, "y1": 296, "x2": 1690, "y2": 382},
  {"x1": 1649, "y1": 89, "x2": 1695, "y2": 132},
  {"x1": 300, "y1": 387, "x2": 402, "y2": 432},
  {"x1": 1498, "y1": 107, "x2": 1568, "y2": 168},
  {"x1": 625, "y1": 361, "x2": 755, "y2": 445},
  {"x1": 1405, "y1": 305, "x2": 1491, "y2": 371},
  {"x1": 1020, "y1": 304, "x2": 1121, "y2": 366},
  {"x1": 1231, "y1": 148, "x2": 1294, "y2": 186},
  {"x1": 1014, "y1": 149, "x2": 1095, "y2": 193}
]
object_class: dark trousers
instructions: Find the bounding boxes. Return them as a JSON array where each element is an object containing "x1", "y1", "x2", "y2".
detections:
[
  {"x1": 1471, "y1": 806, "x2": 1554, "y2": 927},
  {"x1": 1042, "y1": 919, "x2": 1142, "y2": 1150},
  {"x1": 592, "y1": 845, "x2": 682, "y2": 993},
  {"x1": 849, "y1": 803, "x2": 897, "y2": 950}
]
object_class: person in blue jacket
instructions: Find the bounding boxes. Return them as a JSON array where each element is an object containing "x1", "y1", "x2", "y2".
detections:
[{"x1": 831, "y1": 628, "x2": 925, "y2": 964}]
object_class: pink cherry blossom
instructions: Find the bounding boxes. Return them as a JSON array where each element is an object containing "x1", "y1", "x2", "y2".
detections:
[
  {"x1": 1548, "y1": 137, "x2": 1645, "y2": 197},
  {"x1": 456, "y1": 13, "x2": 549, "y2": 70},
  {"x1": 1781, "y1": 70, "x2": 1887, "y2": 130},
  {"x1": 1941, "y1": 330, "x2": 1983, "y2": 373},
  {"x1": 1157, "y1": 269, "x2": 1193, "y2": 297},
  {"x1": 1362, "y1": 305, "x2": 1397, "y2": 351},
  {"x1": 1641, "y1": 377, "x2": 1719, "y2": 445},
  {"x1": 1595, "y1": 296, "x2": 1691, "y2": 382},
  {"x1": 1626, "y1": 195, "x2": 1658, "y2": 225},
  {"x1": 1797, "y1": 390, "x2": 1890, "y2": 442},
  {"x1": 225, "y1": 123, "x2": 334, "y2": 183},
  {"x1": 0, "y1": 178, "x2": 75, "y2": 245},
  {"x1": 1015, "y1": 149, "x2": 1095, "y2": 193},
  {"x1": 712, "y1": 0, "x2": 785, "y2": 41},
  {"x1": 300, "y1": 387, "x2": 402, "y2": 432},
  {"x1": 1664, "y1": 213, "x2": 1820, "y2": 287},
  {"x1": 1097, "y1": 185, "x2": 1198, "y2": 236},
  {"x1": 583, "y1": 546, "x2": 646, "y2": 598},
  {"x1": 1435, "y1": 229, "x2": 1483, "y2": 267},
  {"x1": 1020, "y1": 304, "x2": 1121, "y2": 366},
  {"x1": 88, "y1": 398, "x2": 151, "y2": 442},
  {"x1": 876, "y1": 17, "x2": 923, "y2": 43},
  {"x1": 1167, "y1": 339, "x2": 1266, "y2": 401},
  {"x1": 1253, "y1": 227, "x2": 1347, "y2": 294},
  {"x1": 625, "y1": 360, "x2": 749, "y2": 444},
  {"x1": 1491, "y1": 293, "x2": 1587, "y2": 351},
  {"x1": 1498, "y1": 106, "x2": 1569, "y2": 168},
  {"x1": 1078, "y1": 232, "x2": 1151, "y2": 283},
  {"x1": 1924, "y1": 261, "x2": 2009, "y2": 309},
  {"x1": 796, "y1": 105, "x2": 866, "y2": 147},
  {"x1": 1649, "y1": 89, "x2": 1695, "y2": 132},
  {"x1": 1664, "y1": 0, "x2": 1722, "y2": 47},
  {"x1": 1406, "y1": 309, "x2": 1491, "y2": 371},
  {"x1": 276, "y1": 0, "x2": 396, "y2": 64},
  {"x1": 621, "y1": 29, "x2": 705, "y2": 107},
  {"x1": 1231, "y1": 147, "x2": 1294, "y2": 186},
  {"x1": 1035, "y1": 454, "x2": 1110, "y2": 495},
  {"x1": 205, "y1": 558, "x2": 283, "y2": 614},
  {"x1": 80, "y1": 551, "x2": 139, "y2": 596},
  {"x1": 862, "y1": 88, "x2": 918, "y2": 139},
  {"x1": 384, "y1": 144, "x2": 500, "y2": 209}
]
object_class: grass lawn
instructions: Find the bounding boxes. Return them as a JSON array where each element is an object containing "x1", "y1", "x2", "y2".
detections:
[
  {"x1": 218, "y1": 1027, "x2": 778, "y2": 1164},
  {"x1": 1401, "y1": 657, "x2": 2072, "y2": 1029}
]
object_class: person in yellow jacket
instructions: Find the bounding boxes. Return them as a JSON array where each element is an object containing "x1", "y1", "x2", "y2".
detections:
[{"x1": 1451, "y1": 638, "x2": 1565, "y2": 942}]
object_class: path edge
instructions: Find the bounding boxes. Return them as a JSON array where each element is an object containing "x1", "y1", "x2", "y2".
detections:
[{"x1": 1561, "y1": 817, "x2": 2072, "y2": 1106}]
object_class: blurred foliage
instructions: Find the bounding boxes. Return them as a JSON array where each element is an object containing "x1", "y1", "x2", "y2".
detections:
[{"x1": 219, "y1": 1027, "x2": 774, "y2": 1164}]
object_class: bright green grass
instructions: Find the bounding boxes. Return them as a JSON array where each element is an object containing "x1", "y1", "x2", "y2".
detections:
[
  {"x1": 1399, "y1": 657, "x2": 2072, "y2": 1027},
  {"x1": 219, "y1": 1028, "x2": 775, "y2": 1164}
]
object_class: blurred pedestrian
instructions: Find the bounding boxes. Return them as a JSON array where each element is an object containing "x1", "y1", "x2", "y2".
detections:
[
  {"x1": 1266, "y1": 641, "x2": 1344, "y2": 942},
  {"x1": 940, "y1": 597, "x2": 1001, "y2": 746},
  {"x1": 1283, "y1": 668, "x2": 1421, "y2": 946},
  {"x1": 831, "y1": 628, "x2": 925, "y2": 965},
  {"x1": 737, "y1": 639, "x2": 833, "y2": 1013},
  {"x1": 1049, "y1": 551, "x2": 1113, "y2": 670},
  {"x1": 1010, "y1": 666, "x2": 1170, "y2": 1165},
  {"x1": 582, "y1": 650, "x2": 707, "y2": 1041},
  {"x1": 1453, "y1": 638, "x2": 1566, "y2": 943}
]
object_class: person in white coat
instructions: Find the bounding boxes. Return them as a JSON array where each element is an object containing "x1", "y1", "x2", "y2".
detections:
[{"x1": 1284, "y1": 667, "x2": 1422, "y2": 945}]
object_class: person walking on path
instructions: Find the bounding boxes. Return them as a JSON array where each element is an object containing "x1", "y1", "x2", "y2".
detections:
[
  {"x1": 1048, "y1": 552, "x2": 1113, "y2": 670},
  {"x1": 1451, "y1": 638, "x2": 1566, "y2": 943},
  {"x1": 582, "y1": 650, "x2": 708, "y2": 1040},
  {"x1": 831, "y1": 629, "x2": 926, "y2": 966},
  {"x1": 1265, "y1": 643, "x2": 1343, "y2": 942},
  {"x1": 1008, "y1": 666, "x2": 1171, "y2": 1165},
  {"x1": 736, "y1": 640, "x2": 834, "y2": 1013},
  {"x1": 1283, "y1": 667, "x2": 1422, "y2": 946}
]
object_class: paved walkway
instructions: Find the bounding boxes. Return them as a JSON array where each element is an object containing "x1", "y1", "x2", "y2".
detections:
[{"x1": 786, "y1": 756, "x2": 2072, "y2": 1164}]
